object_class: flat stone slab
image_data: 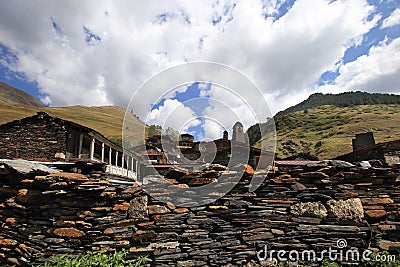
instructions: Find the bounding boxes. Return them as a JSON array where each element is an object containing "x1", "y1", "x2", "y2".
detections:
[{"x1": 0, "y1": 159, "x2": 59, "y2": 175}]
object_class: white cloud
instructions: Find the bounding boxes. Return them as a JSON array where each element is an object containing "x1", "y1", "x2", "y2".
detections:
[
  {"x1": 202, "y1": 119, "x2": 225, "y2": 141},
  {"x1": 201, "y1": 84, "x2": 258, "y2": 130},
  {"x1": 382, "y1": 7, "x2": 400, "y2": 29},
  {"x1": 318, "y1": 37, "x2": 400, "y2": 94},
  {"x1": 146, "y1": 99, "x2": 200, "y2": 132},
  {"x1": 0, "y1": 0, "x2": 386, "y2": 119}
]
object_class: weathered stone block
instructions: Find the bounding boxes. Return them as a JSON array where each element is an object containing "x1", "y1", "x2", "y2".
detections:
[
  {"x1": 128, "y1": 195, "x2": 148, "y2": 219},
  {"x1": 148, "y1": 205, "x2": 170, "y2": 215},
  {"x1": 378, "y1": 240, "x2": 400, "y2": 251},
  {"x1": 290, "y1": 201, "x2": 328, "y2": 218},
  {"x1": 326, "y1": 198, "x2": 364, "y2": 222},
  {"x1": 364, "y1": 209, "x2": 387, "y2": 219}
]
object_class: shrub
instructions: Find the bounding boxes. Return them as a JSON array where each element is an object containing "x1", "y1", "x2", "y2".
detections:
[{"x1": 36, "y1": 249, "x2": 147, "y2": 267}]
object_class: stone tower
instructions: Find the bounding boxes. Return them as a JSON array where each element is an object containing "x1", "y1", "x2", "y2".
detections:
[
  {"x1": 232, "y1": 122, "x2": 245, "y2": 143},
  {"x1": 223, "y1": 130, "x2": 228, "y2": 141}
]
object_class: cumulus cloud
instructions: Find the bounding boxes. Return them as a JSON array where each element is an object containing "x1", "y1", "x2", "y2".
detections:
[
  {"x1": 146, "y1": 99, "x2": 200, "y2": 133},
  {"x1": 318, "y1": 37, "x2": 400, "y2": 94},
  {"x1": 382, "y1": 7, "x2": 400, "y2": 29},
  {"x1": 0, "y1": 0, "x2": 393, "y2": 124},
  {"x1": 201, "y1": 84, "x2": 260, "y2": 135}
]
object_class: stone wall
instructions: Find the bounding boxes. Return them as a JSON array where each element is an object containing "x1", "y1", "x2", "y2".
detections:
[
  {"x1": 1, "y1": 160, "x2": 400, "y2": 266},
  {"x1": 0, "y1": 113, "x2": 66, "y2": 160}
]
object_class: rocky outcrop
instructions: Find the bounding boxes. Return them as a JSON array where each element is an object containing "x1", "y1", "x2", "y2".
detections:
[{"x1": 0, "y1": 159, "x2": 400, "y2": 266}]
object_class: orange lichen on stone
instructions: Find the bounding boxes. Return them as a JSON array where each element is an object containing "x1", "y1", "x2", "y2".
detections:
[
  {"x1": 50, "y1": 182, "x2": 68, "y2": 187},
  {"x1": 166, "y1": 179, "x2": 178, "y2": 184},
  {"x1": 174, "y1": 208, "x2": 189, "y2": 214},
  {"x1": 7, "y1": 258, "x2": 19, "y2": 265},
  {"x1": 0, "y1": 239, "x2": 18, "y2": 247},
  {"x1": 53, "y1": 228, "x2": 85, "y2": 237},
  {"x1": 137, "y1": 221, "x2": 154, "y2": 227},
  {"x1": 17, "y1": 189, "x2": 28, "y2": 196},
  {"x1": 104, "y1": 228, "x2": 114, "y2": 234},
  {"x1": 5, "y1": 218, "x2": 15, "y2": 224},
  {"x1": 113, "y1": 202, "x2": 130, "y2": 211},
  {"x1": 244, "y1": 164, "x2": 255, "y2": 175},
  {"x1": 53, "y1": 220, "x2": 76, "y2": 227},
  {"x1": 365, "y1": 210, "x2": 387, "y2": 219},
  {"x1": 48, "y1": 172, "x2": 89, "y2": 181}
]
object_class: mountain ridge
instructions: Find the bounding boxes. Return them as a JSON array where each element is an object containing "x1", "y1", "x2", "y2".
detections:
[
  {"x1": 0, "y1": 81, "x2": 43, "y2": 107},
  {"x1": 275, "y1": 91, "x2": 400, "y2": 117}
]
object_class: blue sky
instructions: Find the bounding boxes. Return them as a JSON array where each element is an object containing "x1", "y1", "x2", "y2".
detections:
[{"x1": 0, "y1": 0, "x2": 399, "y2": 140}]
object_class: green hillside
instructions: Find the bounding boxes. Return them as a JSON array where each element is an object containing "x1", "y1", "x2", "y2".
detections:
[{"x1": 254, "y1": 104, "x2": 400, "y2": 160}]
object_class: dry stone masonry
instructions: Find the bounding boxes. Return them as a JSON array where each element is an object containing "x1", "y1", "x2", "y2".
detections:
[
  {"x1": 0, "y1": 159, "x2": 400, "y2": 266},
  {"x1": 0, "y1": 114, "x2": 66, "y2": 160}
]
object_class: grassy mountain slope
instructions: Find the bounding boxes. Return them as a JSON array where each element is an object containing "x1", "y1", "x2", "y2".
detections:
[
  {"x1": 0, "y1": 103, "x2": 144, "y2": 144},
  {"x1": 0, "y1": 81, "x2": 144, "y2": 144},
  {"x1": 255, "y1": 104, "x2": 400, "y2": 159},
  {"x1": 0, "y1": 82, "x2": 43, "y2": 107}
]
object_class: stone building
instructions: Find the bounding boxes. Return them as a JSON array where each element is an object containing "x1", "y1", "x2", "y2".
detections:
[
  {"x1": 178, "y1": 133, "x2": 194, "y2": 149},
  {"x1": 0, "y1": 112, "x2": 141, "y2": 178},
  {"x1": 177, "y1": 123, "x2": 273, "y2": 168},
  {"x1": 337, "y1": 132, "x2": 400, "y2": 165},
  {"x1": 352, "y1": 132, "x2": 375, "y2": 151},
  {"x1": 232, "y1": 122, "x2": 246, "y2": 144}
]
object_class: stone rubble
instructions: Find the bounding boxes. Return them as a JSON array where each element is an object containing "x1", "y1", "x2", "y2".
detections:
[{"x1": 0, "y1": 159, "x2": 399, "y2": 266}]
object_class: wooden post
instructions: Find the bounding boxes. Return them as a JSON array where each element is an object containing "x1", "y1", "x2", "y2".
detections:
[
  {"x1": 109, "y1": 147, "x2": 112, "y2": 165},
  {"x1": 101, "y1": 143, "x2": 105, "y2": 162},
  {"x1": 78, "y1": 134, "x2": 83, "y2": 158},
  {"x1": 115, "y1": 151, "x2": 119, "y2": 167},
  {"x1": 136, "y1": 161, "x2": 139, "y2": 179},
  {"x1": 122, "y1": 154, "x2": 125, "y2": 169},
  {"x1": 90, "y1": 138, "x2": 95, "y2": 160}
]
